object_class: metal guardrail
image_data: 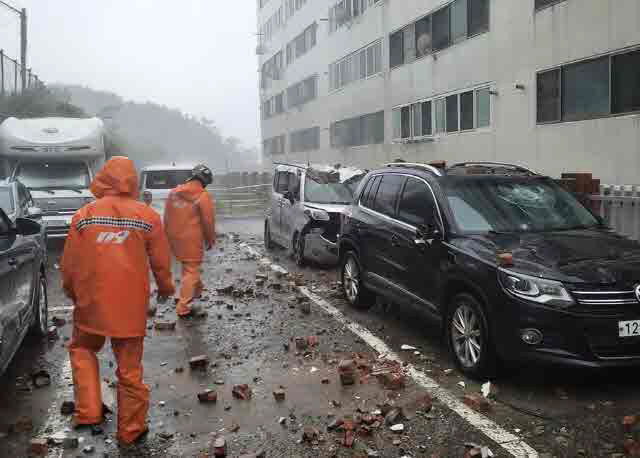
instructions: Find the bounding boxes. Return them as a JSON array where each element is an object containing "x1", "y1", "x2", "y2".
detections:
[
  {"x1": 209, "y1": 183, "x2": 271, "y2": 217},
  {"x1": 592, "y1": 185, "x2": 640, "y2": 241}
]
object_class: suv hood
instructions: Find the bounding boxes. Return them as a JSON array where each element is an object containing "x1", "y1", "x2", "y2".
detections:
[{"x1": 452, "y1": 228, "x2": 640, "y2": 285}]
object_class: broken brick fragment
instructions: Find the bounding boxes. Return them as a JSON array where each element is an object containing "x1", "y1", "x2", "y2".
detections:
[
  {"x1": 462, "y1": 394, "x2": 492, "y2": 413},
  {"x1": 197, "y1": 390, "x2": 217, "y2": 403},
  {"x1": 189, "y1": 355, "x2": 209, "y2": 370},
  {"x1": 29, "y1": 438, "x2": 48, "y2": 455},
  {"x1": 232, "y1": 384, "x2": 252, "y2": 400},
  {"x1": 273, "y1": 389, "x2": 285, "y2": 402},
  {"x1": 624, "y1": 415, "x2": 638, "y2": 433}
]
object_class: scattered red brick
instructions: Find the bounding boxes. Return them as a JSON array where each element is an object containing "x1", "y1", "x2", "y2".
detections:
[
  {"x1": 463, "y1": 394, "x2": 492, "y2": 414},
  {"x1": 232, "y1": 384, "x2": 252, "y2": 400}
]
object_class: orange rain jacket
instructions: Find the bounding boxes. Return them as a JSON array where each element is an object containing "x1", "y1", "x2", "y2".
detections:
[
  {"x1": 164, "y1": 180, "x2": 216, "y2": 263},
  {"x1": 61, "y1": 157, "x2": 175, "y2": 338}
]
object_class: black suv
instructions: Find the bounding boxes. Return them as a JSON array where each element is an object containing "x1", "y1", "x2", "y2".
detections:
[{"x1": 339, "y1": 162, "x2": 640, "y2": 378}]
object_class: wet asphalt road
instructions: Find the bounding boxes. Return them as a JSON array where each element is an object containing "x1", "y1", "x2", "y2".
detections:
[{"x1": 0, "y1": 216, "x2": 639, "y2": 457}]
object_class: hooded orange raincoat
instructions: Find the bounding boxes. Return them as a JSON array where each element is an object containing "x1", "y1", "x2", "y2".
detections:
[
  {"x1": 61, "y1": 156, "x2": 174, "y2": 443},
  {"x1": 164, "y1": 180, "x2": 215, "y2": 315}
]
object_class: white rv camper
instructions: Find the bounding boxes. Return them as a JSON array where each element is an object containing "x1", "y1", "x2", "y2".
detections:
[{"x1": 0, "y1": 117, "x2": 106, "y2": 237}]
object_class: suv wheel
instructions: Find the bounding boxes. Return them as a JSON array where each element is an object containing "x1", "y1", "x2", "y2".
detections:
[
  {"x1": 293, "y1": 233, "x2": 306, "y2": 267},
  {"x1": 31, "y1": 273, "x2": 48, "y2": 337},
  {"x1": 446, "y1": 293, "x2": 496, "y2": 379},
  {"x1": 341, "y1": 251, "x2": 374, "y2": 309},
  {"x1": 264, "y1": 220, "x2": 274, "y2": 250}
]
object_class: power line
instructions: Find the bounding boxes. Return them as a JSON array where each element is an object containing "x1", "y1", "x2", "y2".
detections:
[{"x1": 0, "y1": 0, "x2": 20, "y2": 15}]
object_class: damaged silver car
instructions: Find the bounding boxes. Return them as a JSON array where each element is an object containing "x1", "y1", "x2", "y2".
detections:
[{"x1": 264, "y1": 163, "x2": 365, "y2": 266}]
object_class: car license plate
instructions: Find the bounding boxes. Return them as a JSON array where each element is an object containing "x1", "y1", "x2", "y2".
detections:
[
  {"x1": 619, "y1": 320, "x2": 640, "y2": 337},
  {"x1": 46, "y1": 220, "x2": 67, "y2": 227}
]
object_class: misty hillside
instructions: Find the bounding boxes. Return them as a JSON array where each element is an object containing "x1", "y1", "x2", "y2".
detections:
[{"x1": 49, "y1": 84, "x2": 262, "y2": 173}]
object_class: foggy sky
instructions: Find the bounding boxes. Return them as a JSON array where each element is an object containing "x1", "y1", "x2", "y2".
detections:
[{"x1": 0, "y1": 0, "x2": 259, "y2": 147}]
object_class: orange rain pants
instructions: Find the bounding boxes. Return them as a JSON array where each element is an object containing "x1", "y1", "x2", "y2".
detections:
[
  {"x1": 176, "y1": 261, "x2": 203, "y2": 316},
  {"x1": 69, "y1": 327, "x2": 149, "y2": 444}
]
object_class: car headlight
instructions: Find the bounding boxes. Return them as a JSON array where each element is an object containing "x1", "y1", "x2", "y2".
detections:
[
  {"x1": 304, "y1": 207, "x2": 330, "y2": 221},
  {"x1": 498, "y1": 268, "x2": 574, "y2": 308}
]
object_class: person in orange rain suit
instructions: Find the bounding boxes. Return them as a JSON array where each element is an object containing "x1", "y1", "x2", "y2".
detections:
[
  {"x1": 164, "y1": 164, "x2": 216, "y2": 317},
  {"x1": 61, "y1": 156, "x2": 175, "y2": 444}
]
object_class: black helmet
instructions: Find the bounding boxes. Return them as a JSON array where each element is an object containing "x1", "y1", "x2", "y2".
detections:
[{"x1": 190, "y1": 164, "x2": 213, "y2": 186}]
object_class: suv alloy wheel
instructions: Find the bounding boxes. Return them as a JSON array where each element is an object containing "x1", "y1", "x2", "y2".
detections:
[
  {"x1": 341, "y1": 251, "x2": 374, "y2": 309},
  {"x1": 446, "y1": 293, "x2": 496, "y2": 379}
]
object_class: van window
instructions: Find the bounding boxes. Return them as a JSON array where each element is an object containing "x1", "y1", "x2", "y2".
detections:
[
  {"x1": 275, "y1": 171, "x2": 290, "y2": 194},
  {"x1": 143, "y1": 170, "x2": 192, "y2": 189},
  {"x1": 0, "y1": 188, "x2": 14, "y2": 214},
  {"x1": 372, "y1": 174, "x2": 405, "y2": 217}
]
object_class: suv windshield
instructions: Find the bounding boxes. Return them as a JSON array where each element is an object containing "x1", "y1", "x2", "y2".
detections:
[
  {"x1": 144, "y1": 170, "x2": 192, "y2": 189},
  {"x1": 17, "y1": 162, "x2": 90, "y2": 189},
  {"x1": 304, "y1": 173, "x2": 363, "y2": 204},
  {"x1": 444, "y1": 178, "x2": 599, "y2": 233},
  {"x1": 0, "y1": 188, "x2": 13, "y2": 214}
]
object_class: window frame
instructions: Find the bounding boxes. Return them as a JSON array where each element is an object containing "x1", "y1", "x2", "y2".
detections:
[
  {"x1": 534, "y1": 0, "x2": 567, "y2": 12},
  {"x1": 392, "y1": 84, "x2": 492, "y2": 141},
  {"x1": 536, "y1": 46, "x2": 640, "y2": 125}
]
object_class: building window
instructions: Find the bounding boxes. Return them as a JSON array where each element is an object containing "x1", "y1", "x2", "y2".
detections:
[
  {"x1": 415, "y1": 16, "x2": 432, "y2": 58},
  {"x1": 421, "y1": 100, "x2": 432, "y2": 135},
  {"x1": 260, "y1": 7, "x2": 283, "y2": 43},
  {"x1": 612, "y1": 49, "x2": 640, "y2": 114},
  {"x1": 432, "y1": 6, "x2": 451, "y2": 51},
  {"x1": 390, "y1": 0, "x2": 489, "y2": 70},
  {"x1": 331, "y1": 111, "x2": 384, "y2": 148},
  {"x1": 287, "y1": 23, "x2": 317, "y2": 65},
  {"x1": 460, "y1": 91, "x2": 474, "y2": 130},
  {"x1": 330, "y1": 40, "x2": 383, "y2": 91},
  {"x1": 287, "y1": 75, "x2": 317, "y2": 108},
  {"x1": 537, "y1": 48, "x2": 640, "y2": 124},
  {"x1": 537, "y1": 69, "x2": 560, "y2": 123},
  {"x1": 261, "y1": 91, "x2": 285, "y2": 120},
  {"x1": 393, "y1": 85, "x2": 491, "y2": 140},
  {"x1": 261, "y1": 51, "x2": 283, "y2": 89},
  {"x1": 562, "y1": 57, "x2": 609, "y2": 121},
  {"x1": 535, "y1": 0, "x2": 566, "y2": 11},
  {"x1": 468, "y1": 0, "x2": 489, "y2": 36},
  {"x1": 446, "y1": 94, "x2": 459, "y2": 132},
  {"x1": 451, "y1": 0, "x2": 468, "y2": 43},
  {"x1": 390, "y1": 30, "x2": 404, "y2": 68},
  {"x1": 476, "y1": 87, "x2": 490, "y2": 128},
  {"x1": 285, "y1": 0, "x2": 309, "y2": 19},
  {"x1": 330, "y1": 0, "x2": 372, "y2": 33},
  {"x1": 263, "y1": 135, "x2": 285, "y2": 155},
  {"x1": 290, "y1": 127, "x2": 320, "y2": 153}
]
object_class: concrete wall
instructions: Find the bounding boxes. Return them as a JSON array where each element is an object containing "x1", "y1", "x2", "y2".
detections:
[{"x1": 257, "y1": 0, "x2": 640, "y2": 184}]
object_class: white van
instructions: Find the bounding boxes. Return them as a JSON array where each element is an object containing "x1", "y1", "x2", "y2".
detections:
[{"x1": 139, "y1": 164, "x2": 195, "y2": 216}]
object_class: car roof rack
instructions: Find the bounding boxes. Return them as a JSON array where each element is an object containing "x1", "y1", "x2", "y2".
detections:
[
  {"x1": 383, "y1": 162, "x2": 444, "y2": 177},
  {"x1": 273, "y1": 162, "x2": 308, "y2": 170},
  {"x1": 447, "y1": 162, "x2": 538, "y2": 176}
]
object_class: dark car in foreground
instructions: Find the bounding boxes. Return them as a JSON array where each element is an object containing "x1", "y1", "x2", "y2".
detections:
[
  {"x1": 0, "y1": 207, "x2": 48, "y2": 375},
  {"x1": 0, "y1": 179, "x2": 47, "y2": 251},
  {"x1": 339, "y1": 161, "x2": 640, "y2": 378}
]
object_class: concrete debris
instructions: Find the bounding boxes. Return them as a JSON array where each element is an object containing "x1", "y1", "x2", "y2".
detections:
[
  {"x1": 385, "y1": 408, "x2": 404, "y2": 426},
  {"x1": 197, "y1": 390, "x2": 218, "y2": 403},
  {"x1": 158, "y1": 432, "x2": 174, "y2": 440},
  {"x1": 29, "y1": 438, "x2": 48, "y2": 455},
  {"x1": 458, "y1": 381, "x2": 466, "y2": 389},
  {"x1": 481, "y1": 381, "x2": 492, "y2": 398},
  {"x1": 61, "y1": 436, "x2": 79, "y2": 449},
  {"x1": 60, "y1": 400, "x2": 75, "y2": 415},
  {"x1": 154, "y1": 321, "x2": 176, "y2": 331},
  {"x1": 301, "y1": 426, "x2": 319, "y2": 443},
  {"x1": 273, "y1": 389, "x2": 286, "y2": 401},
  {"x1": 230, "y1": 421, "x2": 240, "y2": 433},
  {"x1": 217, "y1": 285, "x2": 234, "y2": 295},
  {"x1": 32, "y1": 370, "x2": 51, "y2": 388},
  {"x1": 338, "y1": 359, "x2": 357, "y2": 386},
  {"x1": 295, "y1": 337, "x2": 307, "y2": 350},
  {"x1": 400, "y1": 344, "x2": 416, "y2": 351},
  {"x1": 462, "y1": 394, "x2": 492, "y2": 413},
  {"x1": 189, "y1": 355, "x2": 209, "y2": 369},
  {"x1": 10, "y1": 416, "x2": 33, "y2": 433},
  {"x1": 390, "y1": 423, "x2": 404, "y2": 433},
  {"x1": 83, "y1": 445, "x2": 95, "y2": 454},
  {"x1": 464, "y1": 443, "x2": 494, "y2": 458},
  {"x1": 278, "y1": 417, "x2": 287, "y2": 425},
  {"x1": 232, "y1": 384, "x2": 252, "y2": 400}
]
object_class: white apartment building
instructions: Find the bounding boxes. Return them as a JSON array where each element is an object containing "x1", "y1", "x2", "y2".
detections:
[{"x1": 257, "y1": 0, "x2": 640, "y2": 185}]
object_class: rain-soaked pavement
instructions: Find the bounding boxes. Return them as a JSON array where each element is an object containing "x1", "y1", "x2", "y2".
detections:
[{"x1": 2, "y1": 216, "x2": 640, "y2": 457}]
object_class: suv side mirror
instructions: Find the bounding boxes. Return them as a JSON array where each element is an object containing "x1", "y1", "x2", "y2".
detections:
[
  {"x1": 27, "y1": 206, "x2": 43, "y2": 219},
  {"x1": 15, "y1": 217, "x2": 41, "y2": 236},
  {"x1": 416, "y1": 223, "x2": 442, "y2": 244}
]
